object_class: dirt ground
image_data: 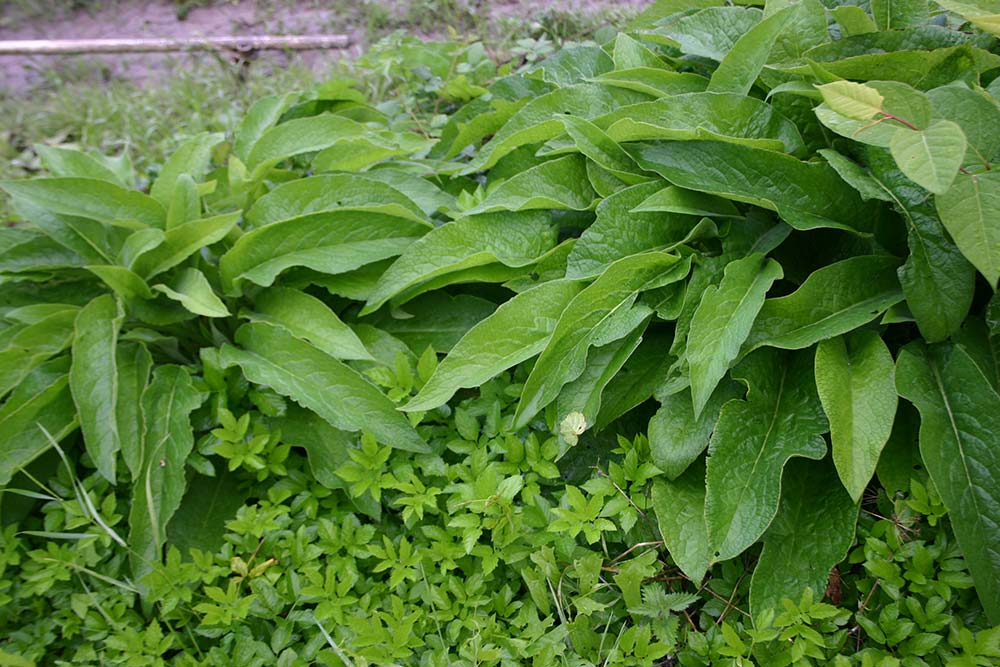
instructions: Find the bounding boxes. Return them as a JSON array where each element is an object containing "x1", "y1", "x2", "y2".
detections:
[{"x1": 0, "y1": 0, "x2": 651, "y2": 92}]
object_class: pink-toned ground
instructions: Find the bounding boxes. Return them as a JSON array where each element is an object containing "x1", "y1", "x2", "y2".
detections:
[{"x1": 0, "y1": 0, "x2": 651, "y2": 92}]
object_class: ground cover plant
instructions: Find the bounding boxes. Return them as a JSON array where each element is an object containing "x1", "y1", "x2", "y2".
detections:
[{"x1": 2, "y1": 0, "x2": 1000, "y2": 664}]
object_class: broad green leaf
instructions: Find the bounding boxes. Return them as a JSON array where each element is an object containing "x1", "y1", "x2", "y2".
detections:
[
  {"x1": 780, "y1": 30, "x2": 1000, "y2": 87},
  {"x1": 246, "y1": 174, "x2": 428, "y2": 227},
  {"x1": 768, "y1": 0, "x2": 830, "y2": 61},
  {"x1": 514, "y1": 252, "x2": 688, "y2": 429},
  {"x1": 688, "y1": 254, "x2": 783, "y2": 417},
  {"x1": 591, "y1": 68, "x2": 709, "y2": 98},
  {"x1": 632, "y1": 185, "x2": 742, "y2": 218},
  {"x1": 815, "y1": 81, "x2": 885, "y2": 121},
  {"x1": 35, "y1": 144, "x2": 128, "y2": 187},
  {"x1": 118, "y1": 229, "x2": 165, "y2": 270},
  {"x1": 749, "y1": 457, "x2": 858, "y2": 618},
  {"x1": 927, "y1": 83, "x2": 1000, "y2": 167},
  {"x1": 70, "y1": 295, "x2": 124, "y2": 483},
  {"x1": 831, "y1": 6, "x2": 878, "y2": 35},
  {"x1": 465, "y1": 155, "x2": 598, "y2": 215},
  {"x1": 706, "y1": 348, "x2": 828, "y2": 561},
  {"x1": 245, "y1": 114, "x2": 371, "y2": 175},
  {"x1": 355, "y1": 169, "x2": 456, "y2": 217},
  {"x1": 0, "y1": 178, "x2": 165, "y2": 229},
  {"x1": 555, "y1": 316, "x2": 649, "y2": 427},
  {"x1": 651, "y1": 7, "x2": 763, "y2": 60},
  {"x1": 896, "y1": 342, "x2": 1000, "y2": 623},
  {"x1": 598, "y1": 93, "x2": 804, "y2": 154},
  {"x1": 554, "y1": 116, "x2": 647, "y2": 184},
  {"x1": 0, "y1": 228, "x2": 86, "y2": 273},
  {"x1": 747, "y1": 255, "x2": 904, "y2": 350},
  {"x1": 363, "y1": 211, "x2": 556, "y2": 314},
  {"x1": 368, "y1": 292, "x2": 497, "y2": 354},
  {"x1": 152, "y1": 268, "x2": 229, "y2": 318},
  {"x1": 611, "y1": 33, "x2": 666, "y2": 69},
  {"x1": 889, "y1": 120, "x2": 966, "y2": 194},
  {"x1": 404, "y1": 279, "x2": 585, "y2": 411},
  {"x1": 129, "y1": 365, "x2": 203, "y2": 580},
  {"x1": 86, "y1": 265, "x2": 154, "y2": 300},
  {"x1": 5, "y1": 308, "x2": 76, "y2": 354},
  {"x1": 933, "y1": 0, "x2": 1000, "y2": 35},
  {"x1": 566, "y1": 182, "x2": 702, "y2": 280},
  {"x1": 708, "y1": 6, "x2": 795, "y2": 96},
  {"x1": 868, "y1": 148, "x2": 974, "y2": 342},
  {"x1": 220, "y1": 321, "x2": 427, "y2": 453},
  {"x1": 219, "y1": 211, "x2": 430, "y2": 295},
  {"x1": 652, "y1": 462, "x2": 712, "y2": 585},
  {"x1": 936, "y1": 171, "x2": 1000, "y2": 288},
  {"x1": 650, "y1": 381, "x2": 742, "y2": 480},
  {"x1": 595, "y1": 328, "x2": 675, "y2": 430},
  {"x1": 245, "y1": 286, "x2": 372, "y2": 361},
  {"x1": 460, "y1": 84, "x2": 648, "y2": 173},
  {"x1": 132, "y1": 212, "x2": 240, "y2": 279},
  {"x1": 816, "y1": 80, "x2": 932, "y2": 148},
  {"x1": 872, "y1": 0, "x2": 929, "y2": 29},
  {"x1": 631, "y1": 141, "x2": 877, "y2": 233},
  {"x1": 149, "y1": 132, "x2": 224, "y2": 207},
  {"x1": 276, "y1": 404, "x2": 352, "y2": 490},
  {"x1": 818, "y1": 150, "x2": 894, "y2": 202},
  {"x1": 10, "y1": 198, "x2": 114, "y2": 265},
  {"x1": 233, "y1": 93, "x2": 299, "y2": 162},
  {"x1": 0, "y1": 356, "x2": 77, "y2": 485},
  {"x1": 116, "y1": 341, "x2": 152, "y2": 478},
  {"x1": 815, "y1": 331, "x2": 898, "y2": 502},
  {"x1": 527, "y1": 44, "x2": 613, "y2": 86},
  {"x1": 167, "y1": 467, "x2": 249, "y2": 555}
]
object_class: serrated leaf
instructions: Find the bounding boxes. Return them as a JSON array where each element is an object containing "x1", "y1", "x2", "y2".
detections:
[
  {"x1": 70, "y1": 295, "x2": 124, "y2": 483},
  {"x1": 815, "y1": 331, "x2": 898, "y2": 502},
  {"x1": 404, "y1": 279, "x2": 584, "y2": 411},
  {"x1": 706, "y1": 348, "x2": 828, "y2": 561},
  {"x1": 129, "y1": 365, "x2": 203, "y2": 580},
  {"x1": 363, "y1": 211, "x2": 555, "y2": 313},
  {"x1": 219, "y1": 211, "x2": 430, "y2": 295},
  {"x1": 896, "y1": 342, "x2": 1000, "y2": 623},
  {"x1": 652, "y1": 461, "x2": 711, "y2": 585},
  {"x1": 747, "y1": 255, "x2": 903, "y2": 350},
  {"x1": 889, "y1": 120, "x2": 966, "y2": 194},
  {"x1": 688, "y1": 254, "x2": 783, "y2": 417},
  {"x1": 936, "y1": 171, "x2": 1000, "y2": 289},
  {"x1": 514, "y1": 252, "x2": 688, "y2": 428},
  {"x1": 220, "y1": 321, "x2": 427, "y2": 453},
  {"x1": 245, "y1": 287, "x2": 372, "y2": 361},
  {"x1": 749, "y1": 457, "x2": 858, "y2": 619}
]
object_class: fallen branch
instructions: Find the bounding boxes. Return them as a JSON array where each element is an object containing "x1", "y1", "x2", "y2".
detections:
[{"x1": 0, "y1": 35, "x2": 352, "y2": 56}]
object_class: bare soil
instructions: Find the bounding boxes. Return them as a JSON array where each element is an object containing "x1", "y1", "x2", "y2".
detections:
[{"x1": 0, "y1": 0, "x2": 650, "y2": 92}]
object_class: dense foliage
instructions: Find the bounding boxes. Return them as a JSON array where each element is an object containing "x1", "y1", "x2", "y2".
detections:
[{"x1": 2, "y1": 0, "x2": 1000, "y2": 664}]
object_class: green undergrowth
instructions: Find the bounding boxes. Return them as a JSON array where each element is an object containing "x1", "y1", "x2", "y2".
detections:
[{"x1": 3, "y1": 0, "x2": 1000, "y2": 664}]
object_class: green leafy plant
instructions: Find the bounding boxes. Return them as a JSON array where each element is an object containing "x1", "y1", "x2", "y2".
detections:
[{"x1": 3, "y1": 0, "x2": 1000, "y2": 663}]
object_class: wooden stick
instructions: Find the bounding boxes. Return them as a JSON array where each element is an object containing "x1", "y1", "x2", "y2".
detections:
[{"x1": 0, "y1": 35, "x2": 352, "y2": 56}]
